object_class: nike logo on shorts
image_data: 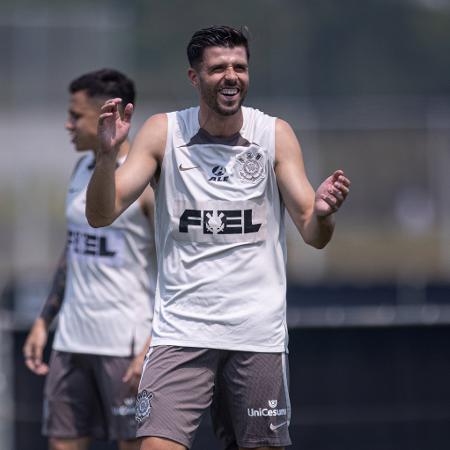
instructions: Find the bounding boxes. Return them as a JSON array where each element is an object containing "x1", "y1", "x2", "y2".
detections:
[
  {"x1": 270, "y1": 421, "x2": 287, "y2": 431},
  {"x1": 179, "y1": 164, "x2": 199, "y2": 171}
]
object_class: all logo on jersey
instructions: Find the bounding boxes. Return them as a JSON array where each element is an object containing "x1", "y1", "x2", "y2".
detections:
[
  {"x1": 67, "y1": 229, "x2": 116, "y2": 257},
  {"x1": 236, "y1": 149, "x2": 265, "y2": 183},
  {"x1": 66, "y1": 225, "x2": 125, "y2": 267},
  {"x1": 208, "y1": 165, "x2": 229, "y2": 182},
  {"x1": 179, "y1": 209, "x2": 261, "y2": 235}
]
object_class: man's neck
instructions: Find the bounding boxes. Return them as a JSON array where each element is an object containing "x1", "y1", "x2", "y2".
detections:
[{"x1": 198, "y1": 105, "x2": 243, "y2": 137}]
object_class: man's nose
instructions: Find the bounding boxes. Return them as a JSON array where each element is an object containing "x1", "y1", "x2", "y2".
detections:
[
  {"x1": 65, "y1": 119, "x2": 74, "y2": 130},
  {"x1": 224, "y1": 67, "x2": 238, "y2": 82}
]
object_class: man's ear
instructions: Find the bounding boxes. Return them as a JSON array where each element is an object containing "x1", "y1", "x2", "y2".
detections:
[{"x1": 188, "y1": 67, "x2": 199, "y2": 88}]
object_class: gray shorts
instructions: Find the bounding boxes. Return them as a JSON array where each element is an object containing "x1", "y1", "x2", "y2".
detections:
[
  {"x1": 136, "y1": 346, "x2": 291, "y2": 449},
  {"x1": 43, "y1": 350, "x2": 137, "y2": 441}
]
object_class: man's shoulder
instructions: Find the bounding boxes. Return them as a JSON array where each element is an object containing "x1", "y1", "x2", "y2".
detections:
[
  {"x1": 169, "y1": 107, "x2": 200, "y2": 138},
  {"x1": 69, "y1": 153, "x2": 93, "y2": 180},
  {"x1": 139, "y1": 113, "x2": 168, "y2": 138},
  {"x1": 143, "y1": 112, "x2": 168, "y2": 126},
  {"x1": 171, "y1": 106, "x2": 199, "y2": 120},
  {"x1": 242, "y1": 106, "x2": 279, "y2": 130}
]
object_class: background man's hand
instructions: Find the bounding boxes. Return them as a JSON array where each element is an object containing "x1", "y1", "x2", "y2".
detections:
[
  {"x1": 122, "y1": 352, "x2": 146, "y2": 392},
  {"x1": 23, "y1": 318, "x2": 49, "y2": 375}
]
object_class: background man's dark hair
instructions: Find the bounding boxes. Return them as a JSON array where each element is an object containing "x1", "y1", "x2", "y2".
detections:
[
  {"x1": 187, "y1": 25, "x2": 250, "y2": 68},
  {"x1": 69, "y1": 68, "x2": 135, "y2": 106}
]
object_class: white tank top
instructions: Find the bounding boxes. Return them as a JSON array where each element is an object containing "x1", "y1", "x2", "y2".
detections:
[
  {"x1": 53, "y1": 154, "x2": 157, "y2": 356},
  {"x1": 152, "y1": 106, "x2": 288, "y2": 352}
]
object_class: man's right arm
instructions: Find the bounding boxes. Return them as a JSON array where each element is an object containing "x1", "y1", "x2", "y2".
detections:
[
  {"x1": 23, "y1": 246, "x2": 67, "y2": 375},
  {"x1": 86, "y1": 98, "x2": 167, "y2": 227}
]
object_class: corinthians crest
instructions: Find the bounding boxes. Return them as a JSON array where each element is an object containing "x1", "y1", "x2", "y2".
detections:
[
  {"x1": 235, "y1": 149, "x2": 265, "y2": 183},
  {"x1": 205, "y1": 211, "x2": 225, "y2": 234},
  {"x1": 135, "y1": 390, "x2": 153, "y2": 423}
]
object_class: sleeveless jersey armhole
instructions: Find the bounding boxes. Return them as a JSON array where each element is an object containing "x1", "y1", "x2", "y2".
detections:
[
  {"x1": 69, "y1": 154, "x2": 90, "y2": 182},
  {"x1": 268, "y1": 116, "x2": 277, "y2": 167},
  {"x1": 159, "y1": 112, "x2": 174, "y2": 180}
]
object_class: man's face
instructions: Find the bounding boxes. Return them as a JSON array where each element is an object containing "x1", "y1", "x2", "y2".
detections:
[
  {"x1": 190, "y1": 46, "x2": 249, "y2": 117},
  {"x1": 65, "y1": 90, "x2": 103, "y2": 151}
]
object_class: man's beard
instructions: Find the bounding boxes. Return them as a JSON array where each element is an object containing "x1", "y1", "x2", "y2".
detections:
[{"x1": 200, "y1": 81, "x2": 247, "y2": 116}]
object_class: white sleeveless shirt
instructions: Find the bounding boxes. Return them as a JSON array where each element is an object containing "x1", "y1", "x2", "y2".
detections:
[
  {"x1": 53, "y1": 154, "x2": 157, "y2": 357},
  {"x1": 152, "y1": 106, "x2": 288, "y2": 352}
]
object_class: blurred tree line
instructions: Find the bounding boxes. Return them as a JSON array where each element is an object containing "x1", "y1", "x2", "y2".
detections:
[
  {"x1": 129, "y1": 0, "x2": 450, "y2": 100},
  {"x1": 1, "y1": 0, "x2": 449, "y2": 104}
]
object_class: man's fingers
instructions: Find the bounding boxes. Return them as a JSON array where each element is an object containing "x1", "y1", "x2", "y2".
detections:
[
  {"x1": 34, "y1": 362, "x2": 49, "y2": 376},
  {"x1": 321, "y1": 193, "x2": 337, "y2": 206},
  {"x1": 122, "y1": 367, "x2": 133, "y2": 383},
  {"x1": 331, "y1": 170, "x2": 351, "y2": 189},
  {"x1": 100, "y1": 98, "x2": 122, "y2": 116},
  {"x1": 98, "y1": 112, "x2": 114, "y2": 124},
  {"x1": 100, "y1": 103, "x2": 116, "y2": 113},
  {"x1": 23, "y1": 342, "x2": 37, "y2": 363},
  {"x1": 123, "y1": 103, "x2": 134, "y2": 124},
  {"x1": 24, "y1": 357, "x2": 37, "y2": 372},
  {"x1": 321, "y1": 194, "x2": 339, "y2": 211},
  {"x1": 103, "y1": 97, "x2": 122, "y2": 107},
  {"x1": 334, "y1": 183, "x2": 350, "y2": 195},
  {"x1": 333, "y1": 182, "x2": 350, "y2": 199},
  {"x1": 24, "y1": 351, "x2": 48, "y2": 375},
  {"x1": 330, "y1": 188, "x2": 344, "y2": 202},
  {"x1": 331, "y1": 170, "x2": 344, "y2": 182},
  {"x1": 338, "y1": 176, "x2": 351, "y2": 188}
]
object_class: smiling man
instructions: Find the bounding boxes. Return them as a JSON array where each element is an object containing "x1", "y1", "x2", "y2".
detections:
[{"x1": 86, "y1": 26, "x2": 351, "y2": 450}]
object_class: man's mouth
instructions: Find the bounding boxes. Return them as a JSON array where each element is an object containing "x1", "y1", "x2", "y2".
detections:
[{"x1": 219, "y1": 87, "x2": 240, "y2": 100}]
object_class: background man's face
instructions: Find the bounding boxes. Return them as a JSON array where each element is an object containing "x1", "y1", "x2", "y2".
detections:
[
  {"x1": 65, "y1": 90, "x2": 103, "y2": 151},
  {"x1": 193, "y1": 45, "x2": 249, "y2": 116}
]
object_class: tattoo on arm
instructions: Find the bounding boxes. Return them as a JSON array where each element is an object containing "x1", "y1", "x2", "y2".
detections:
[{"x1": 39, "y1": 247, "x2": 67, "y2": 327}]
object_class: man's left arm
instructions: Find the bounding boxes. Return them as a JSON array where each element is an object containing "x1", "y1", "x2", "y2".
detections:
[
  {"x1": 122, "y1": 336, "x2": 151, "y2": 391},
  {"x1": 274, "y1": 118, "x2": 350, "y2": 249}
]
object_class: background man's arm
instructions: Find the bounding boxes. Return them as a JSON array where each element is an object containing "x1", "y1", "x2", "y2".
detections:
[
  {"x1": 22, "y1": 246, "x2": 67, "y2": 375},
  {"x1": 275, "y1": 119, "x2": 350, "y2": 249},
  {"x1": 122, "y1": 336, "x2": 152, "y2": 391},
  {"x1": 86, "y1": 98, "x2": 166, "y2": 227},
  {"x1": 122, "y1": 186, "x2": 155, "y2": 390}
]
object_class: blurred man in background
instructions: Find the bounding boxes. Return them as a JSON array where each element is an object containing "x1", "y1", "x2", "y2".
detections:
[
  {"x1": 23, "y1": 69, "x2": 157, "y2": 450},
  {"x1": 86, "y1": 26, "x2": 350, "y2": 450}
]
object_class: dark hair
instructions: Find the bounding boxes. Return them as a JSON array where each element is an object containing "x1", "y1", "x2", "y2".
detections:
[
  {"x1": 69, "y1": 68, "x2": 135, "y2": 106},
  {"x1": 187, "y1": 25, "x2": 250, "y2": 68}
]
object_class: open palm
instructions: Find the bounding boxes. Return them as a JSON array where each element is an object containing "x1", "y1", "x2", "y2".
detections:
[{"x1": 98, "y1": 98, "x2": 134, "y2": 153}]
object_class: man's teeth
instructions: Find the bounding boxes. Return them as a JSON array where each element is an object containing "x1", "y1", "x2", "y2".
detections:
[{"x1": 221, "y1": 88, "x2": 238, "y2": 95}]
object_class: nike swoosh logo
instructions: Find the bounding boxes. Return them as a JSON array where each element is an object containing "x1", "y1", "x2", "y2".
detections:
[
  {"x1": 269, "y1": 421, "x2": 287, "y2": 431},
  {"x1": 179, "y1": 164, "x2": 199, "y2": 171}
]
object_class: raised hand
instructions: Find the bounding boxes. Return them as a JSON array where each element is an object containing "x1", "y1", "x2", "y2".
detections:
[
  {"x1": 315, "y1": 170, "x2": 351, "y2": 217},
  {"x1": 23, "y1": 318, "x2": 49, "y2": 375},
  {"x1": 98, "y1": 98, "x2": 134, "y2": 155}
]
